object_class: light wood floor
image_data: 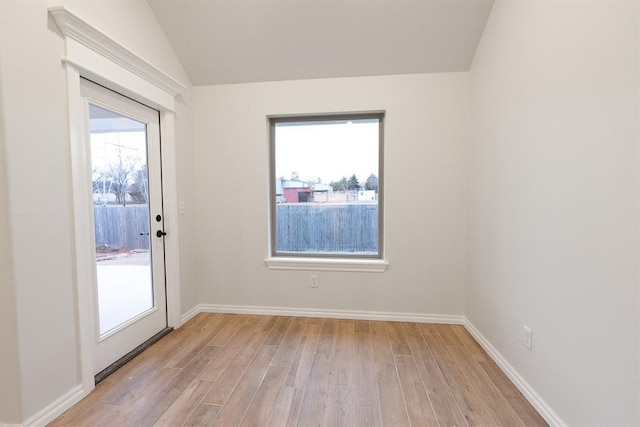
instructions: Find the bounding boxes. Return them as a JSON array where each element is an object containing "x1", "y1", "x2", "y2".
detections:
[{"x1": 50, "y1": 313, "x2": 547, "y2": 426}]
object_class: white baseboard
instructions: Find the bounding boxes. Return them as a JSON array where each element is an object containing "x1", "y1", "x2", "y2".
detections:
[
  {"x1": 179, "y1": 304, "x2": 202, "y2": 326},
  {"x1": 463, "y1": 318, "x2": 566, "y2": 427},
  {"x1": 23, "y1": 384, "x2": 86, "y2": 427},
  {"x1": 181, "y1": 303, "x2": 464, "y2": 325},
  {"x1": 0, "y1": 423, "x2": 23, "y2": 427}
]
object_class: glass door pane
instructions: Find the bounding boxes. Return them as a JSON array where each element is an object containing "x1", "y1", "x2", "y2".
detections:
[{"x1": 89, "y1": 104, "x2": 154, "y2": 336}]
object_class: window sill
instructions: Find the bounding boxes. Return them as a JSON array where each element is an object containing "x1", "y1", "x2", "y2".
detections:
[{"x1": 264, "y1": 257, "x2": 389, "y2": 273}]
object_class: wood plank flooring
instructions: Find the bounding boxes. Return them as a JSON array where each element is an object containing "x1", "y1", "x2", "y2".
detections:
[{"x1": 50, "y1": 313, "x2": 548, "y2": 427}]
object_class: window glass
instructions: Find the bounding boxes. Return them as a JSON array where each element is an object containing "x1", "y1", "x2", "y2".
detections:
[{"x1": 270, "y1": 113, "x2": 384, "y2": 258}]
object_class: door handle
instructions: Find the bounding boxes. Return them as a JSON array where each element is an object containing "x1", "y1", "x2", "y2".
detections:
[{"x1": 156, "y1": 230, "x2": 167, "y2": 238}]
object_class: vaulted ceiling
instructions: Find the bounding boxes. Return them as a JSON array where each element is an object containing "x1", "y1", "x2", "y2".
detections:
[{"x1": 147, "y1": 0, "x2": 495, "y2": 86}]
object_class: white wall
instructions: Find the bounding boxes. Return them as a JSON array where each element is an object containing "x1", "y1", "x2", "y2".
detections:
[
  {"x1": 193, "y1": 73, "x2": 468, "y2": 317},
  {"x1": 0, "y1": 0, "x2": 194, "y2": 422},
  {"x1": 175, "y1": 91, "x2": 199, "y2": 314},
  {"x1": 0, "y1": 12, "x2": 23, "y2": 421},
  {"x1": 467, "y1": 0, "x2": 639, "y2": 425}
]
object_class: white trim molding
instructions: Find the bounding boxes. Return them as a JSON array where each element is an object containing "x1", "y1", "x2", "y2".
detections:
[
  {"x1": 48, "y1": 3, "x2": 184, "y2": 413},
  {"x1": 160, "y1": 111, "x2": 183, "y2": 329},
  {"x1": 180, "y1": 305, "x2": 202, "y2": 325},
  {"x1": 265, "y1": 257, "x2": 389, "y2": 273},
  {"x1": 181, "y1": 304, "x2": 463, "y2": 325},
  {"x1": 48, "y1": 7, "x2": 185, "y2": 98},
  {"x1": 463, "y1": 318, "x2": 566, "y2": 427},
  {"x1": 63, "y1": 63, "x2": 96, "y2": 395},
  {"x1": 22, "y1": 385, "x2": 84, "y2": 427}
]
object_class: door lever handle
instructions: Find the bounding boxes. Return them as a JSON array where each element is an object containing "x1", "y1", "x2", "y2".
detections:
[{"x1": 156, "y1": 230, "x2": 167, "y2": 238}]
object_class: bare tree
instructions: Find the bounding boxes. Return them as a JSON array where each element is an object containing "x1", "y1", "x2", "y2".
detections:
[
  {"x1": 128, "y1": 166, "x2": 148, "y2": 204},
  {"x1": 92, "y1": 166, "x2": 115, "y2": 205},
  {"x1": 105, "y1": 154, "x2": 138, "y2": 206}
]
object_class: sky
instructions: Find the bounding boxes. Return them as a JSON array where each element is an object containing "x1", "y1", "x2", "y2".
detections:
[
  {"x1": 89, "y1": 106, "x2": 148, "y2": 175},
  {"x1": 90, "y1": 131, "x2": 147, "y2": 175},
  {"x1": 89, "y1": 115, "x2": 380, "y2": 187},
  {"x1": 275, "y1": 120, "x2": 379, "y2": 184}
]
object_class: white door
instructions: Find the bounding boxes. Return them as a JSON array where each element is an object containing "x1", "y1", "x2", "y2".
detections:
[{"x1": 81, "y1": 79, "x2": 168, "y2": 376}]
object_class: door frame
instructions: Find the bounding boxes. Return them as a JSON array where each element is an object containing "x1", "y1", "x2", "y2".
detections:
[
  {"x1": 50, "y1": 7, "x2": 186, "y2": 395},
  {"x1": 82, "y1": 79, "x2": 169, "y2": 374}
]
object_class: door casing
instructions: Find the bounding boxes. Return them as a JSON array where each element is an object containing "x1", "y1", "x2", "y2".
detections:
[{"x1": 51, "y1": 6, "x2": 185, "y2": 398}]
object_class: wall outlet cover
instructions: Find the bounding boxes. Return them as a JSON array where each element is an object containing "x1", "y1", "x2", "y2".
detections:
[{"x1": 522, "y1": 325, "x2": 532, "y2": 350}]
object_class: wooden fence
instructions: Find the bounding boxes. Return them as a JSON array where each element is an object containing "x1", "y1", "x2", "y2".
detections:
[
  {"x1": 276, "y1": 203, "x2": 378, "y2": 253},
  {"x1": 95, "y1": 203, "x2": 379, "y2": 253},
  {"x1": 94, "y1": 205, "x2": 150, "y2": 250}
]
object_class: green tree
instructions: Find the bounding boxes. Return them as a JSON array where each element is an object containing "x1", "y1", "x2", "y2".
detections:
[
  {"x1": 330, "y1": 176, "x2": 348, "y2": 191},
  {"x1": 346, "y1": 174, "x2": 360, "y2": 190},
  {"x1": 364, "y1": 174, "x2": 378, "y2": 192}
]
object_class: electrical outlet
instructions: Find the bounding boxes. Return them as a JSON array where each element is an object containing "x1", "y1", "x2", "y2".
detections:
[
  {"x1": 310, "y1": 275, "x2": 319, "y2": 288},
  {"x1": 521, "y1": 325, "x2": 532, "y2": 350}
]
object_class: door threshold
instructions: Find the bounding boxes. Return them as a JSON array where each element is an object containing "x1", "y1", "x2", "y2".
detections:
[{"x1": 95, "y1": 327, "x2": 173, "y2": 385}]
